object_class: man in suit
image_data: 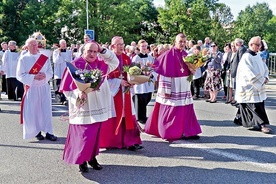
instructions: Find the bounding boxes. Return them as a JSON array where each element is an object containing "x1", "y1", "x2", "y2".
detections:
[
  {"x1": 230, "y1": 38, "x2": 247, "y2": 106},
  {"x1": 231, "y1": 38, "x2": 247, "y2": 79}
]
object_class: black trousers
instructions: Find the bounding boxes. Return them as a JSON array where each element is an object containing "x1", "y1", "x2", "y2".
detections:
[
  {"x1": 133, "y1": 92, "x2": 152, "y2": 123},
  {"x1": 235, "y1": 101, "x2": 269, "y2": 128},
  {"x1": 6, "y1": 78, "x2": 23, "y2": 100},
  {"x1": 53, "y1": 79, "x2": 66, "y2": 103},
  {"x1": 1, "y1": 74, "x2": 7, "y2": 93},
  {"x1": 191, "y1": 77, "x2": 201, "y2": 97}
]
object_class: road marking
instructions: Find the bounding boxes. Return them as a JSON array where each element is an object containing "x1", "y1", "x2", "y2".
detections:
[
  {"x1": 171, "y1": 141, "x2": 276, "y2": 172},
  {"x1": 52, "y1": 106, "x2": 68, "y2": 113}
]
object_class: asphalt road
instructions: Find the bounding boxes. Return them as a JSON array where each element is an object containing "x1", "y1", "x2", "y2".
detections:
[{"x1": 0, "y1": 80, "x2": 275, "y2": 184}]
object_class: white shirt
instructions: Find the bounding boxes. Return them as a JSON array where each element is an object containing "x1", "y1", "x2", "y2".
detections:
[
  {"x1": 2, "y1": 50, "x2": 20, "y2": 78},
  {"x1": 53, "y1": 49, "x2": 72, "y2": 79},
  {"x1": 132, "y1": 53, "x2": 157, "y2": 94},
  {"x1": 16, "y1": 52, "x2": 54, "y2": 139},
  {"x1": 64, "y1": 49, "x2": 119, "y2": 125},
  {"x1": 235, "y1": 52, "x2": 268, "y2": 103}
]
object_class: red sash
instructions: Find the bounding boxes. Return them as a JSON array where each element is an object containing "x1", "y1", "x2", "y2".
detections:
[{"x1": 20, "y1": 54, "x2": 48, "y2": 124}]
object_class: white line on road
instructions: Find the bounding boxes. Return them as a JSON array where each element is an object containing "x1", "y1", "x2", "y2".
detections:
[
  {"x1": 52, "y1": 106, "x2": 68, "y2": 113},
  {"x1": 171, "y1": 141, "x2": 276, "y2": 172}
]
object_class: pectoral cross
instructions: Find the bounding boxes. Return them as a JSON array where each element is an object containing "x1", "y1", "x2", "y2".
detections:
[
  {"x1": 180, "y1": 68, "x2": 184, "y2": 73},
  {"x1": 119, "y1": 73, "x2": 124, "y2": 79}
]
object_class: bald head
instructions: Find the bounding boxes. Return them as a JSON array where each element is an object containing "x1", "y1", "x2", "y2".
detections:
[
  {"x1": 83, "y1": 42, "x2": 99, "y2": 62},
  {"x1": 59, "y1": 39, "x2": 67, "y2": 49},
  {"x1": 26, "y1": 38, "x2": 38, "y2": 54},
  {"x1": 111, "y1": 36, "x2": 124, "y2": 55},
  {"x1": 248, "y1": 36, "x2": 261, "y2": 52}
]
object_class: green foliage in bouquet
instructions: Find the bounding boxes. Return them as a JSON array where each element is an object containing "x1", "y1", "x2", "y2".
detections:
[{"x1": 123, "y1": 63, "x2": 142, "y2": 75}]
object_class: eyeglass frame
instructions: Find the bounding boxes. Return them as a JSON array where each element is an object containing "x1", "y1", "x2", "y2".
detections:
[{"x1": 114, "y1": 43, "x2": 125, "y2": 47}]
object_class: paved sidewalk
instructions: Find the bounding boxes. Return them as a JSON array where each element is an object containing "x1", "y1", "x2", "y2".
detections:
[{"x1": 266, "y1": 77, "x2": 276, "y2": 90}]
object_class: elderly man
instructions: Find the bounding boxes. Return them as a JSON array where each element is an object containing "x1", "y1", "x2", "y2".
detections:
[
  {"x1": 144, "y1": 33, "x2": 202, "y2": 141},
  {"x1": 16, "y1": 38, "x2": 57, "y2": 141},
  {"x1": 53, "y1": 39, "x2": 72, "y2": 105},
  {"x1": 0, "y1": 42, "x2": 8, "y2": 95},
  {"x1": 59, "y1": 42, "x2": 119, "y2": 172},
  {"x1": 203, "y1": 37, "x2": 211, "y2": 49},
  {"x1": 231, "y1": 38, "x2": 247, "y2": 80},
  {"x1": 78, "y1": 34, "x2": 92, "y2": 56},
  {"x1": 234, "y1": 36, "x2": 271, "y2": 134},
  {"x1": 99, "y1": 36, "x2": 143, "y2": 151},
  {"x1": 2, "y1": 41, "x2": 23, "y2": 100}
]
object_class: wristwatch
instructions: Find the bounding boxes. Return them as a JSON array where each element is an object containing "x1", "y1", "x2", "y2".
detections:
[{"x1": 100, "y1": 48, "x2": 107, "y2": 54}]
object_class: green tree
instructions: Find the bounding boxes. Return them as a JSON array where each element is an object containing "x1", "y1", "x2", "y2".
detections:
[
  {"x1": 209, "y1": 3, "x2": 234, "y2": 48},
  {"x1": 0, "y1": 0, "x2": 29, "y2": 45},
  {"x1": 232, "y1": 3, "x2": 273, "y2": 45},
  {"x1": 0, "y1": 0, "x2": 64, "y2": 46},
  {"x1": 157, "y1": 0, "x2": 223, "y2": 43},
  {"x1": 88, "y1": 0, "x2": 158, "y2": 44},
  {"x1": 264, "y1": 16, "x2": 276, "y2": 52}
]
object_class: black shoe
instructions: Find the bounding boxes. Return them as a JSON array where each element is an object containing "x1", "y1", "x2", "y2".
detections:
[
  {"x1": 233, "y1": 118, "x2": 242, "y2": 126},
  {"x1": 79, "y1": 162, "x2": 89, "y2": 172},
  {"x1": 46, "y1": 133, "x2": 57, "y2": 141},
  {"x1": 127, "y1": 145, "x2": 137, "y2": 151},
  {"x1": 182, "y1": 135, "x2": 200, "y2": 140},
  {"x1": 248, "y1": 125, "x2": 261, "y2": 131},
  {"x1": 55, "y1": 94, "x2": 61, "y2": 103},
  {"x1": 88, "y1": 158, "x2": 102, "y2": 170},
  {"x1": 134, "y1": 144, "x2": 144, "y2": 149},
  {"x1": 36, "y1": 132, "x2": 44, "y2": 140}
]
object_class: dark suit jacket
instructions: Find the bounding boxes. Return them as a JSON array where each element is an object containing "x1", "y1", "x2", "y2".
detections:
[
  {"x1": 231, "y1": 45, "x2": 247, "y2": 78},
  {"x1": 221, "y1": 52, "x2": 232, "y2": 80},
  {"x1": 224, "y1": 52, "x2": 232, "y2": 71}
]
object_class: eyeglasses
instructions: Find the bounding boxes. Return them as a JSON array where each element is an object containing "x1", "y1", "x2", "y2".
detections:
[
  {"x1": 115, "y1": 43, "x2": 125, "y2": 47},
  {"x1": 252, "y1": 43, "x2": 261, "y2": 47}
]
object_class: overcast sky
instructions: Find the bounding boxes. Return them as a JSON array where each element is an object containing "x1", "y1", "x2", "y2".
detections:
[{"x1": 153, "y1": 0, "x2": 276, "y2": 19}]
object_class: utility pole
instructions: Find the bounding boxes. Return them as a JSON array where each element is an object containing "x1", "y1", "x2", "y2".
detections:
[{"x1": 86, "y1": 0, "x2": 89, "y2": 30}]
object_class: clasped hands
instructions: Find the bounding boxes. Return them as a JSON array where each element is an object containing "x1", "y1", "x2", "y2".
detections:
[
  {"x1": 121, "y1": 79, "x2": 131, "y2": 87},
  {"x1": 77, "y1": 91, "x2": 88, "y2": 105},
  {"x1": 34, "y1": 72, "x2": 46, "y2": 81},
  {"x1": 264, "y1": 77, "x2": 268, "y2": 85}
]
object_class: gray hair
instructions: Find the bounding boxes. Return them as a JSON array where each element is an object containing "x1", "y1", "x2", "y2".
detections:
[
  {"x1": 25, "y1": 38, "x2": 37, "y2": 46},
  {"x1": 59, "y1": 39, "x2": 66, "y2": 44},
  {"x1": 8, "y1": 40, "x2": 17, "y2": 46},
  {"x1": 234, "y1": 38, "x2": 244, "y2": 45}
]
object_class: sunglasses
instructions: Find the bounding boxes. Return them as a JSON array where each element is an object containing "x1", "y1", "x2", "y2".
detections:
[
  {"x1": 252, "y1": 43, "x2": 261, "y2": 47},
  {"x1": 211, "y1": 45, "x2": 216, "y2": 47}
]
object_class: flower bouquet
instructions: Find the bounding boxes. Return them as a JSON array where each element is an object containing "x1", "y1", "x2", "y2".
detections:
[
  {"x1": 183, "y1": 49, "x2": 209, "y2": 82},
  {"x1": 123, "y1": 63, "x2": 151, "y2": 85},
  {"x1": 66, "y1": 62, "x2": 103, "y2": 105}
]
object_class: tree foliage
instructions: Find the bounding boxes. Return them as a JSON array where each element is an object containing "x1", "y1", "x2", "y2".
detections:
[
  {"x1": 0, "y1": 0, "x2": 274, "y2": 53},
  {"x1": 233, "y1": 3, "x2": 273, "y2": 45},
  {"x1": 263, "y1": 16, "x2": 276, "y2": 52}
]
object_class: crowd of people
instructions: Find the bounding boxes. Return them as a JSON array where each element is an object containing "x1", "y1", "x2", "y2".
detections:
[{"x1": 0, "y1": 33, "x2": 271, "y2": 172}]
